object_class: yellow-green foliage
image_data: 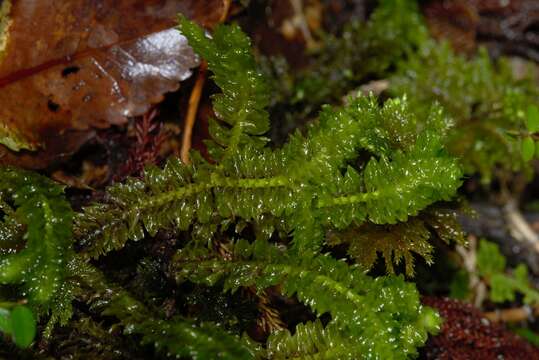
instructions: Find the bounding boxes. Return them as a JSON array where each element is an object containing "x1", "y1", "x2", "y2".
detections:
[
  {"x1": 1, "y1": 14, "x2": 465, "y2": 358},
  {"x1": 390, "y1": 42, "x2": 539, "y2": 182},
  {"x1": 72, "y1": 18, "x2": 462, "y2": 358}
]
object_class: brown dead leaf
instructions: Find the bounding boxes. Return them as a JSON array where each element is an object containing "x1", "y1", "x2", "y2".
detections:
[
  {"x1": 0, "y1": 0, "x2": 223, "y2": 168},
  {"x1": 423, "y1": 0, "x2": 480, "y2": 54},
  {"x1": 423, "y1": 0, "x2": 539, "y2": 61},
  {"x1": 51, "y1": 160, "x2": 109, "y2": 189}
]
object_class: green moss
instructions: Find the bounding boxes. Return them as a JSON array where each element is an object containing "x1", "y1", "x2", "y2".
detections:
[
  {"x1": 390, "y1": 42, "x2": 539, "y2": 182},
  {"x1": 0, "y1": 13, "x2": 468, "y2": 358},
  {"x1": 173, "y1": 239, "x2": 441, "y2": 358}
]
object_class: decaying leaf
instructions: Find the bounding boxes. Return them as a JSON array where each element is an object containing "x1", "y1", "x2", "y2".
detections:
[
  {"x1": 423, "y1": 0, "x2": 539, "y2": 61},
  {"x1": 0, "y1": 0, "x2": 223, "y2": 168}
]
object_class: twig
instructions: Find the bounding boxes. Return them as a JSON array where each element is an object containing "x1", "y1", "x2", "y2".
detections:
[
  {"x1": 460, "y1": 205, "x2": 539, "y2": 323},
  {"x1": 219, "y1": 0, "x2": 232, "y2": 23},
  {"x1": 180, "y1": 0, "x2": 231, "y2": 164},
  {"x1": 456, "y1": 235, "x2": 487, "y2": 308},
  {"x1": 358, "y1": 79, "x2": 390, "y2": 96},
  {"x1": 180, "y1": 62, "x2": 207, "y2": 164},
  {"x1": 484, "y1": 305, "x2": 536, "y2": 323},
  {"x1": 504, "y1": 199, "x2": 539, "y2": 253},
  {"x1": 290, "y1": 0, "x2": 318, "y2": 50},
  {"x1": 344, "y1": 80, "x2": 390, "y2": 103}
]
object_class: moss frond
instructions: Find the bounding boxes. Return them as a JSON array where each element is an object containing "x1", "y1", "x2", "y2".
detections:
[
  {"x1": 76, "y1": 261, "x2": 258, "y2": 359},
  {"x1": 76, "y1": 96, "x2": 461, "y2": 258},
  {"x1": 178, "y1": 16, "x2": 271, "y2": 160},
  {"x1": 172, "y1": 239, "x2": 441, "y2": 358},
  {"x1": 390, "y1": 41, "x2": 539, "y2": 182},
  {"x1": 0, "y1": 168, "x2": 73, "y2": 324}
]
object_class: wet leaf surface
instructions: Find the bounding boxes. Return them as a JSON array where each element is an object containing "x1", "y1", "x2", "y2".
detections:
[{"x1": 0, "y1": 0, "x2": 223, "y2": 168}]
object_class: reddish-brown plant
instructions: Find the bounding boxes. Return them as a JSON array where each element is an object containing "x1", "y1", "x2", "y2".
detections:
[
  {"x1": 114, "y1": 108, "x2": 166, "y2": 181},
  {"x1": 422, "y1": 296, "x2": 539, "y2": 359}
]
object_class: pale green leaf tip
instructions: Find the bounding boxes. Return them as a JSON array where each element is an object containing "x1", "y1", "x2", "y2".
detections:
[
  {"x1": 522, "y1": 136, "x2": 535, "y2": 162},
  {"x1": 527, "y1": 105, "x2": 539, "y2": 133},
  {"x1": 421, "y1": 306, "x2": 442, "y2": 334}
]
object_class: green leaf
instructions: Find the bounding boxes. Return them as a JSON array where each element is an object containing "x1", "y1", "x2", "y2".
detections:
[
  {"x1": 522, "y1": 136, "x2": 535, "y2": 161},
  {"x1": 476, "y1": 239, "x2": 539, "y2": 305},
  {"x1": 490, "y1": 273, "x2": 516, "y2": 303},
  {"x1": 449, "y1": 270, "x2": 470, "y2": 300},
  {"x1": 513, "y1": 327, "x2": 539, "y2": 347},
  {"x1": 527, "y1": 105, "x2": 539, "y2": 133},
  {"x1": 10, "y1": 306, "x2": 36, "y2": 348},
  {"x1": 0, "y1": 307, "x2": 11, "y2": 334},
  {"x1": 477, "y1": 240, "x2": 506, "y2": 276}
]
